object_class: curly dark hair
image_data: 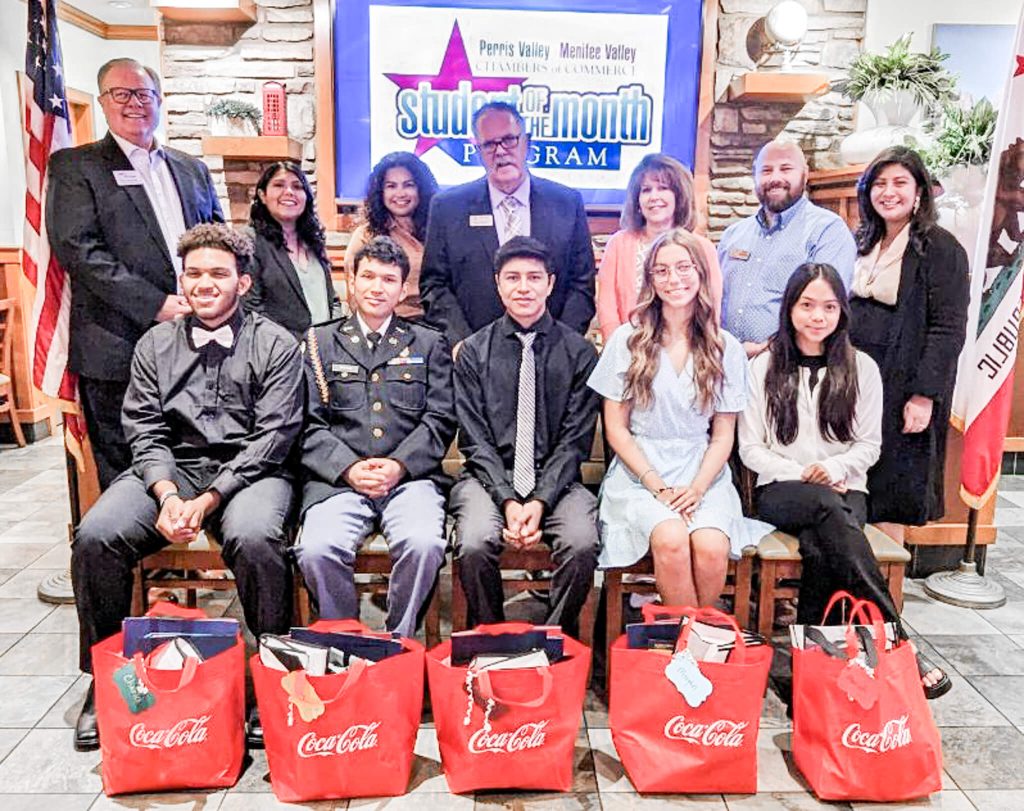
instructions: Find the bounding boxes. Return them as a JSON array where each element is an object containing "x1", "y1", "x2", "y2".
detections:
[
  {"x1": 249, "y1": 162, "x2": 329, "y2": 267},
  {"x1": 362, "y1": 152, "x2": 439, "y2": 242},
  {"x1": 855, "y1": 146, "x2": 937, "y2": 256},
  {"x1": 353, "y1": 235, "x2": 412, "y2": 282},
  {"x1": 177, "y1": 223, "x2": 254, "y2": 275}
]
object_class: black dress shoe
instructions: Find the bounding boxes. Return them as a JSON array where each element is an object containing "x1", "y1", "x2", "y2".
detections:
[
  {"x1": 246, "y1": 705, "x2": 264, "y2": 750},
  {"x1": 74, "y1": 682, "x2": 100, "y2": 752}
]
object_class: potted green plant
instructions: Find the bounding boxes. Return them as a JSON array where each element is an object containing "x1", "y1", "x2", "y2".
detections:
[
  {"x1": 927, "y1": 98, "x2": 999, "y2": 250},
  {"x1": 836, "y1": 33, "x2": 957, "y2": 123},
  {"x1": 925, "y1": 98, "x2": 998, "y2": 177},
  {"x1": 207, "y1": 99, "x2": 262, "y2": 137},
  {"x1": 836, "y1": 34, "x2": 958, "y2": 165}
]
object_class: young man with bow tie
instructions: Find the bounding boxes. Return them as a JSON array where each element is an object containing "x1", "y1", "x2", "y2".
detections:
[
  {"x1": 294, "y1": 236, "x2": 456, "y2": 638},
  {"x1": 70, "y1": 223, "x2": 304, "y2": 752}
]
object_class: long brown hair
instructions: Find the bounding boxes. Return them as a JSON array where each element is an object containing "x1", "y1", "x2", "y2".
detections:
[{"x1": 623, "y1": 229, "x2": 724, "y2": 412}]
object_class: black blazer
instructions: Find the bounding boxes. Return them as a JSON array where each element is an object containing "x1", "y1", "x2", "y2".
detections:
[
  {"x1": 300, "y1": 316, "x2": 456, "y2": 514},
  {"x1": 244, "y1": 229, "x2": 342, "y2": 337},
  {"x1": 45, "y1": 132, "x2": 223, "y2": 382},
  {"x1": 419, "y1": 176, "x2": 596, "y2": 343}
]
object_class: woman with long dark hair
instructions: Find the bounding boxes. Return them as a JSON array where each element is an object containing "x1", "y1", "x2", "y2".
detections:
[
  {"x1": 738, "y1": 262, "x2": 950, "y2": 698},
  {"x1": 344, "y1": 151, "x2": 439, "y2": 318},
  {"x1": 589, "y1": 228, "x2": 764, "y2": 606},
  {"x1": 246, "y1": 161, "x2": 341, "y2": 335},
  {"x1": 596, "y1": 153, "x2": 723, "y2": 340},
  {"x1": 849, "y1": 146, "x2": 969, "y2": 541}
]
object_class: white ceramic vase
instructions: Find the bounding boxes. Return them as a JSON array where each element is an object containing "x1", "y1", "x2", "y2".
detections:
[
  {"x1": 209, "y1": 116, "x2": 259, "y2": 137},
  {"x1": 936, "y1": 163, "x2": 987, "y2": 256},
  {"x1": 840, "y1": 89, "x2": 931, "y2": 165}
]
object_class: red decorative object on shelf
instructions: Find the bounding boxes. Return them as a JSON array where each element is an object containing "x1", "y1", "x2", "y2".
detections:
[{"x1": 262, "y1": 82, "x2": 287, "y2": 137}]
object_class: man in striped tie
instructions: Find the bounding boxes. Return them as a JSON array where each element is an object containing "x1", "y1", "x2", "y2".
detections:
[
  {"x1": 420, "y1": 102, "x2": 596, "y2": 351},
  {"x1": 450, "y1": 237, "x2": 600, "y2": 638}
]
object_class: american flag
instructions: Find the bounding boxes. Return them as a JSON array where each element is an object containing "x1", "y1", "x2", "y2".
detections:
[{"x1": 21, "y1": 0, "x2": 86, "y2": 449}]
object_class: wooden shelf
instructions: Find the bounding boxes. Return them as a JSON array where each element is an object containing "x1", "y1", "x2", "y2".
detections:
[
  {"x1": 727, "y1": 71, "x2": 831, "y2": 103},
  {"x1": 156, "y1": 1, "x2": 256, "y2": 23},
  {"x1": 201, "y1": 136, "x2": 303, "y2": 161}
]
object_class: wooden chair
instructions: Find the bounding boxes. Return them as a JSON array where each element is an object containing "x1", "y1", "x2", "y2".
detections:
[
  {"x1": 132, "y1": 530, "x2": 442, "y2": 648},
  {"x1": 450, "y1": 546, "x2": 600, "y2": 647},
  {"x1": 754, "y1": 525, "x2": 911, "y2": 637},
  {"x1": 602, "y1": 546, "x2": 757, "y2": 665},
  {"x1": 0, "y1": 299, "x2": 26, "y2": 447}
]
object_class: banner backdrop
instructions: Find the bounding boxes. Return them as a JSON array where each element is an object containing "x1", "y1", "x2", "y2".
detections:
[{"x1": 335, "y1": 0, "x2": 704, "y2": 204}]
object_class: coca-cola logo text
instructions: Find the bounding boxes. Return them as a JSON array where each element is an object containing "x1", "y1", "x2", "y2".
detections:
[
  {"x1": 841, "y1": 716, "x2": 912, "y2": 754},
  {"x1": 468, "y1": 720, "x2": 548, "y2": 754},
  {"x1": 663, "y1": 716, "x2": 748, "y2": 747},
  {"x1": 297, "y1": 722, "x2": 381, "y2": 758},
  {"x1": 129, "y1": 716, "x2": 211, "y2": 750}
]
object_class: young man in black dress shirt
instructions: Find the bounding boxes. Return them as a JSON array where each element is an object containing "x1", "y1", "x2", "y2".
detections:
[
  {"x1": 451, "y1": 236, "x2": 600, "y2": 636},
  {"x1": 70, "y1": 223, "x2": 304, "y2": 751}
]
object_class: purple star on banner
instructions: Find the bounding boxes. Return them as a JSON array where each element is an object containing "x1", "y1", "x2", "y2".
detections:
[{"x1": 385, "y1": 21, "x2": 527, "y2": 156}]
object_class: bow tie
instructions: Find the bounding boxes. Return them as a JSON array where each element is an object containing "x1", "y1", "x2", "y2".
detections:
[{"x1": 192, "y1": 324, "x2": 233, "y2": 349}]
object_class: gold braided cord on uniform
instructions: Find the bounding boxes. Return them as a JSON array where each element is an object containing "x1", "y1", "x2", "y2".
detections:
[{"x1": 306, "y1": 327, "x2": 330, "y2": 405}]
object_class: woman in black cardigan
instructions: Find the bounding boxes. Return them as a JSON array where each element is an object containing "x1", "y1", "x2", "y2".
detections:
[
  {"x1": 849, "y1": 146, "x2": 969, "y2": 541},
  {"x1": 245, "y1": 161, "x2": 341, "y2": 336}
]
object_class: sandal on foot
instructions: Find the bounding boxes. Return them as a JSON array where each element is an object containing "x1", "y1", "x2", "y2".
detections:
[{"x1": 916, "y1": 652, "x2": 952, "y2": 700}]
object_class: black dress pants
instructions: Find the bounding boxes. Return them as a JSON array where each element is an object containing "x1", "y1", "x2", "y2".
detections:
[
  {"x1": 79, "y1": 376, "x2": 132, "y2": 491},
  {"x1": 450, "y1": 477, "x2": 599, "y2": 639},
  {"x1": 71, "y1": 472, "x2": 294, "y2": 672},
  {"x1": 755, "y1": 480, "x2": 903, "y2": 631}
]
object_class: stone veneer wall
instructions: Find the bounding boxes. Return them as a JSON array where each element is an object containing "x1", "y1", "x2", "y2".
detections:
[
  {"x1": 160, "y1": 0, "x2": 317, "y2": 225},
  {"x1": 707, "y1": 0, "x2": 866, "y2": 239}
]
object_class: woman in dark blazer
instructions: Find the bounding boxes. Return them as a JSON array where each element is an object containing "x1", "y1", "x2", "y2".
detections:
[
  {"x1": 246, "y1": 161, "x2": 341, "y2": 336},
  {"x1": 849, "y1": 146, "x2": 969, "y2": 541}
]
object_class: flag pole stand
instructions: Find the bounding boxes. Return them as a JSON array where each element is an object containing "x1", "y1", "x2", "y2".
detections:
[
  {"x1": 37, "y1": 445, "x2": 78, "y2": 605},
  {"x1": 924, "y1": 508, "x2": 1006, "y2": 609}
]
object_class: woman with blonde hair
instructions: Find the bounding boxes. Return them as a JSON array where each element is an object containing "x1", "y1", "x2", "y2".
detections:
[
  {"x1": 588, "y1": 228, "x2": 766, "y2": 606},
  {"x1": 596, "y1": 154, "x2": 723, "y2": 341}
]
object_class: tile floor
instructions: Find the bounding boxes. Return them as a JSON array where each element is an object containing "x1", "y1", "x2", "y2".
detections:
[{"x1": 2, "y1": 435, "x2": 1024, "y2": 809}]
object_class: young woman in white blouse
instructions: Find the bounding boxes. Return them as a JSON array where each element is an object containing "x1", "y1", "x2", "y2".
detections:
[{"x1": 738, "y1": 262, "x2": 950, "y2": 699}]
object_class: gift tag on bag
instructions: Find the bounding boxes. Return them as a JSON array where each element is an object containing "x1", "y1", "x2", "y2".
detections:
[
  {"x1": 836, "y1": 659, "x2": 879, "y2": 709},
  {"x1": 112, "y1": 661, "x2": 155, "y2": 714},
  {"x1": 665, "y1": 649, "x2": 713, "y2": 707}
]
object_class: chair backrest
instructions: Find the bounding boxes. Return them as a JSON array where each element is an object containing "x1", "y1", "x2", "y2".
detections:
[{"x1": 0, "y1": 298, "x2": 15, "y2": 378}]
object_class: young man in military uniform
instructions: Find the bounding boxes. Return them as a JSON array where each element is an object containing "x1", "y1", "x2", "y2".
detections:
[{"x1": 294, "y1": 236, "x2": 457, "y2": 637}]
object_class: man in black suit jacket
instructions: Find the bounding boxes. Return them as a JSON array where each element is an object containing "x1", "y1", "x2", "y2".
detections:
[
  {"x1": 46, "y1": 57, "x2": 223, "y2": 489},
  {"x1": 420, "y1": 102, "x2": 596, "y2": 347}
]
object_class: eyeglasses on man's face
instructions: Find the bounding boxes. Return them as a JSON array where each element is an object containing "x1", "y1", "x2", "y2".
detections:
[
  {"x1": 101, "y1": 87, "x2": 160, "y2": 105},
  {"x1": 650, "y1": 261, "x2": 699, "y2": 283},
  {"x1": 478, "y1": 133, "x2": 522, "y2": 155}
]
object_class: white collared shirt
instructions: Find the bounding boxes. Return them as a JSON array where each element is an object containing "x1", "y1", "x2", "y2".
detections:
[
  {"x1": 111, "y1": 131, "x2": 188, "y2": 286},
  {"x1": 488, "y1": 174, "x2": 531, "y2": 244},
  {"x1": 355, "y1": 312, "x2": 392, "y2": 342}
]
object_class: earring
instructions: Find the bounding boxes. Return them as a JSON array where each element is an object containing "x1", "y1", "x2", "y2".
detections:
[{"x1": 913, "y1": 197, "x2": 920, "y2": 215}]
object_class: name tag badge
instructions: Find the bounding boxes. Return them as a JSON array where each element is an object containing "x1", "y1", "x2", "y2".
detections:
[
  {"x1": 729, "y1": 248, "x2": 751, "y2": 261},
  {"x1": 330, "y1": 363, "x2": 360, "y2": 374},
  {"x1": 113, "y1": 170, "x2": 143, "y2": 187},
  {"x1": 386, "y1": 356, "x2": 425, "y2": 366},
  {"x1": 469, "y1": 214, "x2": 494, "y2": 228}
]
